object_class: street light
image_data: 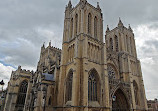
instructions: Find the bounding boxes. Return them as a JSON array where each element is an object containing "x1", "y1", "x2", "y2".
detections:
[
  {"x1": 0, "y1": 80, "x2": 5, "y2": 92},
  {"x1": 0, "y1": 80, "x2": 5, "y2": 99},
  {"x1": 112, "y1": 96, "x2": 116, "y2": 101}
]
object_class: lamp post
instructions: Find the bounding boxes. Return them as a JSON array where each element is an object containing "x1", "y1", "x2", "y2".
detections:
[
  {"x1": 0, "y1": 80, "x2": 5, "y2": 111},
  {"x1": 0, "y1": 80, "x2": 4, "y2": 92}
]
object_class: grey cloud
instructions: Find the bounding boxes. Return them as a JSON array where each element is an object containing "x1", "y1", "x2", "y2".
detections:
[
  {"x1": 0, "y1": 27, "x2": 62, "y2": 69},
  {"x1": 0, "y1": 0, "x2": 65, "y2": 29}
]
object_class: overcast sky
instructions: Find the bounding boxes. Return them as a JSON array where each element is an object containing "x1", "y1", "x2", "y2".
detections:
[{"x1": 0, "y1": 0, "x2": 158, "y2": 100}]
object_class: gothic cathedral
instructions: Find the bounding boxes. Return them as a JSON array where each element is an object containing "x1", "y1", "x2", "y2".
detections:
[{"x1": 3, "y1": 0, "x2": 148, "y2": 111}]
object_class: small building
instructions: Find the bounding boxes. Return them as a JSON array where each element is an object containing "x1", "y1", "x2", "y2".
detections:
[{"x1": 148, "y1": 99, "x2": 158, "y2": 111}]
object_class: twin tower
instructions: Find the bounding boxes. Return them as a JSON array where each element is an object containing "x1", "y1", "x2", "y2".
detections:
[
  {"x1": 3, "y1": 0, "x2": 148, "y2": 111},
  {"x1": 59, "y1": 0, "x2": 147, "y2": 111}
]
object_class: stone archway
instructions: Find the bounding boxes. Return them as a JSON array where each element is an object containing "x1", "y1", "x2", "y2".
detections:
[{"x1": 112, "y1": 89, "x2": 130, "y2": 111}]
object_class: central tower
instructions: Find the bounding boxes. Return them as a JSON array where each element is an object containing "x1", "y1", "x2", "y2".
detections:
[{"x1": 57, "y1": 0, "x2": 110, "y2": 111}]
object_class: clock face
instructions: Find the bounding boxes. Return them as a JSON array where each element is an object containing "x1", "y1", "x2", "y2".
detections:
[{"x1": 107, "y1": 65, "x2": 115, "y2": 79}]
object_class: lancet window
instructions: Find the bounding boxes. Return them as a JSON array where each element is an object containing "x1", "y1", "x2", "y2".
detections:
[
  {"x1": 88, "y1": 13, "x2": 92, "y2": 35},
  {"x1": 75, "y1": 14, "x2": 78, "y2": 36},
  {"x1": 48, "y1": 96, "x2": 51, "y2": 105},
  {"x1": 94, "y1": 16, "x2": 97, "y2": 38},
  {"x1": 115, "y1": 35, "x2": 119, "y2": 52},
  {"x1": 66, "y1": 70, "x2": 73, "y2": 102},
  {"x1": 70, "y1": 18, "x2": 73, "y2": 38},
  {"x1": 133, "y1": 81, "x2": 139, "y2": 105},
  {"x1": 88, "y1": 69, "x2": 99, "y2": 101},
  {"x1": 110, "y1": 38, "x2": 113, "y2": 51}
]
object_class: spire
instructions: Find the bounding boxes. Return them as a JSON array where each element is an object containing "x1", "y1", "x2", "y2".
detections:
[
  {"x1": 80, "y1": 0, "x2": 87, "y2": 2},
  {"x1": 128, "y1": 24, "x2": 133, "y2": 32},
  {"x1": 106, "y1": 25, "x2": 110, "y2": 33},
  {"x1": 118, "y1": 17, "x2": 124, "y2": 27},
  {"x1": 68, "y1": 0, "x2": 72, "y2": 8},
  {"x1": 41, "y1": 42, "x2": 45, "y2": 54},
  {"x1": 18, "y1": 65, "x2": 21, "y2": 70},
  {"x1": 49, "y1": 40, "x2": 51, "y2": 47},
  {"x1": 42, "y1": 42, "x2": 45, "y2": 48},
  {"x1": 97, "y1": 2, "x2": 101, "y2": 10}
]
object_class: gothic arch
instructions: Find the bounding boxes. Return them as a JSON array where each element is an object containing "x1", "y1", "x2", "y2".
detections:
[
  {"x1": 65, "y1": 69, "x2": 73, "y2": 102},
  {"x1": 111, "y1": 88, "x2": 130, "y2": 111},
  {"x1": 16, "y1": 80, "x2": 28, "y2": 109},
  {"x1": 88, "y1": 68, "x2": 100, "y2": 102}
]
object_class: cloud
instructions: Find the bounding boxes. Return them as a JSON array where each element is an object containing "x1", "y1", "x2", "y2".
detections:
[
  {"x1": 0, "y1": 63, "x2": 16, "y2": 89},
  {"x1": 134, "y1": 23, "x2": 158, "y2": 99}
]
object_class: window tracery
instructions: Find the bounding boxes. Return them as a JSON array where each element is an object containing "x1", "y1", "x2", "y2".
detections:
[
  {"x1": 88, "y1": 70, "x2": 98, "y2": 101},
  {"x1": 16, "y1": 80, "x2": 28, "y2": 106},
  {"x1": 107, "y1": 65, "x2": 116, "y2": 79}
]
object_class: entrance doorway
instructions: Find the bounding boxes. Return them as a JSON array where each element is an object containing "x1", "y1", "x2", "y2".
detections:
[{"x1": 112, "y1": 89, "x2": 130, "y2": 111}]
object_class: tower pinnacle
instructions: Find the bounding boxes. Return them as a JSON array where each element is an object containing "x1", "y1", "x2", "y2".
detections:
[
  {"x1": 106, "y1": 25, "x2": 110, "y2": 33},
  {"x1": 128, "y1": 24, "x2": 133, "y2": 32},
  {"x1": 97, "y1": 2, "x2": 101, "y2": 10},
  {"x1": 68, "y1": 0, "x2": 72, "y2": 8},
  {"x1": 118, "y1": 17, "x2": 124, "y2": 27}
]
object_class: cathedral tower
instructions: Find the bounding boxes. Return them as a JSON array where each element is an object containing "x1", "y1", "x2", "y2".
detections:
[
  {"x1": 105, "y1": 19, "x2": 148, "y2": 110},
  {"x1": 3, "y1": 1, "x2": 148, "y2": 111},
  {"x1": 57, "y1": 0, "x2": 109, "y2": 111}
]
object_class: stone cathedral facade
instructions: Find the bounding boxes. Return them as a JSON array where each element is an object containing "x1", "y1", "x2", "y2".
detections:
[{"x1": 3, "y1": 0, "x2": 148, "y2": 111}]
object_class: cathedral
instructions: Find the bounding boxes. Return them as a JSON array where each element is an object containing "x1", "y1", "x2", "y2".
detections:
[{"x1": 3, "y1": 0, "x2": 148, "y2": 111}]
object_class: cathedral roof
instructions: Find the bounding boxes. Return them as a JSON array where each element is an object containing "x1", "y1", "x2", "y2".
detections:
[{"x1": 42, "y1": 73, "x2": 54, "y2": 81}]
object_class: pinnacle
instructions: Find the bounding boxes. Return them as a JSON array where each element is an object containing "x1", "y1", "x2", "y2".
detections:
[
  {"x1": 106, "y1": 25, "x2": 110, "y2": 32},
  {"x1": 118, "y1": 17, "x2": 124, "y2": 27},
  {"x1": 128, "y1": 24, "x2": 133, "y2": 32}
]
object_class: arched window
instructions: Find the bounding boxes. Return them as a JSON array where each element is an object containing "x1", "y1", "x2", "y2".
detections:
[
  {"x1": 70, "y1": 18, "x2": 73, "y2": 38},
  {"x1": 66, "y1": 70, "x2": 73, "y2": 102},
  {"x1": 94, "y1": 16, "x2": 97, "y2": 38},
  {"x1": 16, "y1": 80, "x2": 28, "y2": 107},
  {"x1": 133, "y1": 81, "x2": 139, "y2": 105},
  {"x1": 88, "y1": 13, "x2": 92, "y2": 35},
  {"x1": 110, "y1": 38, "x2": 113, "y2": 51},
  {"x1": 75, "y1": 14, "x2": 78, "y2": 36},
  {"x1": 88, "y1": 69, "x2": 99, "y2": 101},
  {"x1": 115, "y1": 35, "x2": 119, "y2": 52}
]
